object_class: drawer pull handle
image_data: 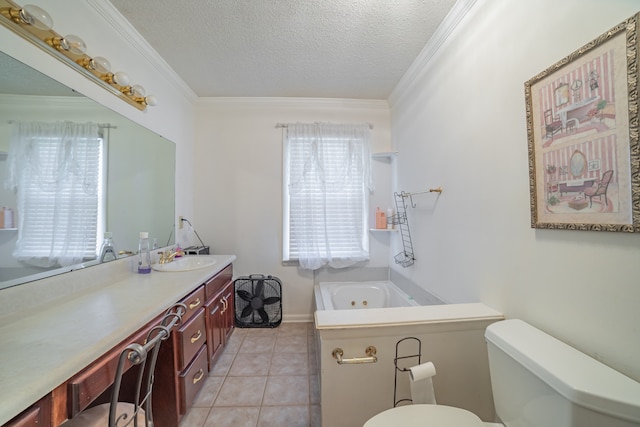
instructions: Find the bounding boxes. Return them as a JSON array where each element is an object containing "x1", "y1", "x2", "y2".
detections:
[
  {"x1": 190, "y1": 330, "x2": 202, "y2": 343},
  {"x1": 220, "y1": 297, "x2": 227, "y2": 313},
  {"x1": 193, "y1": 369, "x2": 205, "y2": 384},
  {"x1": 189, "y1": 298, "x2": 201, "y2": 309}
]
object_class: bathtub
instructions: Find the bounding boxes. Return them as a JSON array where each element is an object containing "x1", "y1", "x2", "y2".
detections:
[
  {"x1": 313, "y1": 280, "x2": 504, "y2": 427},
  {"x1": 316, "y1": 281, "x2": 419, "y2": 310}
]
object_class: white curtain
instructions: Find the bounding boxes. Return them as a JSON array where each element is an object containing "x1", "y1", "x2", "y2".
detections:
[
  {"x1": 4, "y1": 121, "x2": 101, "y2": 267},
  {"x1": 285, "y1": 122, "x2": 373, "y2": 270}
]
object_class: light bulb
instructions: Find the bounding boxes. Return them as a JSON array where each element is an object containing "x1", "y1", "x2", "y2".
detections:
[
  {"x1": 90, "y1": 56, "x2": 111, "y2": 74},
  {"x1": 144, "y1": 95, "x2": 158, "y2": 107},
  {"x1": 60, "y1": 34, "x2": 86, "y2": 55},
  {"x1": 20, "y1": 4, "x2": 53, "y2": 30},
  {"x1": 113, "y1": 71, "x2": 130, "y2": 86},
  {"x1": 131, "y1": 84, "x2": 146, "y2": 97}
]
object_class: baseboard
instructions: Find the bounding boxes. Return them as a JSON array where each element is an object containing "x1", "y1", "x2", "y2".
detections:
[{"x1": 282, "y1": 313, "x2": 314, "y2": 323}]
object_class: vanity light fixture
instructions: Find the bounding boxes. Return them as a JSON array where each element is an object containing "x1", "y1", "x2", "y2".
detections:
[
  {"x1": 9, "y1": 3, "x2": 51, "y2": 30},
  {"x1": 51, "y1": 34, "x2": 87, "y2": 55},
  {"x1": 0, "y1": 0, "x2": 158, "y2": 110}
]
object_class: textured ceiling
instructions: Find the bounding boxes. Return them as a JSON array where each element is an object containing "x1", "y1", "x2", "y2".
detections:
[{"x1": 108, "y1": 0, "x2": 458, "y2": 99}]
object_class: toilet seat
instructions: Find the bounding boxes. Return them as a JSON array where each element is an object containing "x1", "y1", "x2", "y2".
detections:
[{"x1": 363, "y1": 404, "x2": 485, "y2": 427}]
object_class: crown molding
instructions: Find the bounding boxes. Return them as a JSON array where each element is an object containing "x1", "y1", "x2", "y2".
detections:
[
  {"x1": 87, "y1": 0, "x2": 198, "y2": 104},
  {"x1": 388, "y1": 0, "x2": 479, "y2": 107},
  {"x1": 197, "y1": 97, "x2": 390, "y2": 110}
]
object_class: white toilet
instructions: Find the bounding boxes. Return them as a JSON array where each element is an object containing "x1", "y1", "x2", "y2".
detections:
[{"x1": 364, "y1": 319, "x2": 640, "y2": 426}]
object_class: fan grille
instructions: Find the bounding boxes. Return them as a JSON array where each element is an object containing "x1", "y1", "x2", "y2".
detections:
[{"x1": 234, "y1": 275, "x2": 282, "y2": 328}]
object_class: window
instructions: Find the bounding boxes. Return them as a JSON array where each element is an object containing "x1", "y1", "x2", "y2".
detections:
[
  {"x1": 282, "y1": 123, "x2": 372, "y2": 270},
  {"x1": 6, "y1": 122, "x2": 104, "y2": 267}
]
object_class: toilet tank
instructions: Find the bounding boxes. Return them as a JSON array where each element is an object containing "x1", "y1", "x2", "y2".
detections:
[{"x1": 485, "y1": 319, "x2": 640, "y2": 427}]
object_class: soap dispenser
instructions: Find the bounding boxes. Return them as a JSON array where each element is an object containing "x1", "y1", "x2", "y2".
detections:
[
  {"x1": 138, "y1": 232, "x2": 151, "y2": 274},
  {"x1": 99, "y1": 232, "x2": 117, "y2": 262}
]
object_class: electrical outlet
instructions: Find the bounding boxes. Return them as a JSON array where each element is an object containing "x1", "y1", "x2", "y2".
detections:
[{"x1": 179, "y1": 216, "x2": 183, "y2": 229}]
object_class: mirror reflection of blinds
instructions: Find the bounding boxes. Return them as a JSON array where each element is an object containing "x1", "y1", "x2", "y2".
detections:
[
  {"x1": 286, "y1": 138, "x2": 367, "y2": 260},
  {"x1": 17, "y1": 137, "x2": 103, "y2": 260}
]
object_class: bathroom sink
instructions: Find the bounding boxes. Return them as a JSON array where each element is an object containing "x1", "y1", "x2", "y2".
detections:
[{"x1": 151, "y1": 256, "x2": 217, "y2": 272}]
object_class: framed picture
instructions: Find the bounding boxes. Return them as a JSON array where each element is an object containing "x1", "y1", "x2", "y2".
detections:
[{"x1": 525, "y1": 13, "x2": 640, "y2": 232}]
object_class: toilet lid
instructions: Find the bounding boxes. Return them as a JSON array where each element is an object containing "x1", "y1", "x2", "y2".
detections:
[{"x1": 364, "y1": 404, "x2": 485, "y2": 427}]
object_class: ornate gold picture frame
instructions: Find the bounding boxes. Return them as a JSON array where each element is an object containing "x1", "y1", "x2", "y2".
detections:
[{"x1": 525, "y1": 13, "x2": 640, "y2": 232}]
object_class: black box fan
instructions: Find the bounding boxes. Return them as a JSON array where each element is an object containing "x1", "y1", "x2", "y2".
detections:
[{"x1": 234, "y1": 274, "x2": 282, "y2": 328}]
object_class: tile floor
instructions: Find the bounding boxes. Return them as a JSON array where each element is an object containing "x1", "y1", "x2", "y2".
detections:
[{"x1": 178, "y1": 322, "x2": 321, "y2": 427}]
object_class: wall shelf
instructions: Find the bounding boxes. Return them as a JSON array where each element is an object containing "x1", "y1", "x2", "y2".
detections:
[
  {"x1": 0, "y1": 228, "x2": 18, "y2": 231},
  {"x1": 369, "y1": 228, "x2": 397, "y2": 232},
  {"x1": 372, "y1": 151, "x2": 398, "y2": 159}
]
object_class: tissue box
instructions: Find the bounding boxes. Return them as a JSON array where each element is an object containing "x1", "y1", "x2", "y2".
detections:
[{"x1": 184, "y1": 246, "x2": 210, "y2": 255}]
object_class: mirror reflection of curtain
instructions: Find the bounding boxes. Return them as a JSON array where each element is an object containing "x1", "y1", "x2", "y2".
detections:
[{"x1": 4, "y1": 121, "x2": 103, "y2": 267}]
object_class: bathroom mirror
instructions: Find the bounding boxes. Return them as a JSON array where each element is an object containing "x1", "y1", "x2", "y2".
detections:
[
  {"x1": 570, "y1": 150, "x2": 587, "y2": 178},
  {"x1": 0, "y1": 50, "x2": 175, "y2": 290}
]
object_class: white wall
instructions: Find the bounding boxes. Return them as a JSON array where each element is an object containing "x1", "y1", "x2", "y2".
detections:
[
  {"x1": 4, "y1": 0, "x2": 639, "y2": 382},
  {"x1": 389, "y1": 0, "x2": 640, "y2": 381},
  {"x1": 194, "y1": 98, "x2": 391, "y2": 321},
  {"x1": 0, "y1": 0, "x2": 197, "y2": 223}
]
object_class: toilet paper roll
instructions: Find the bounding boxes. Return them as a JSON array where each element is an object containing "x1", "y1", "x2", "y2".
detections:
[{"x1": 409, "y1": 361, "x2": 437, "y2": 404}]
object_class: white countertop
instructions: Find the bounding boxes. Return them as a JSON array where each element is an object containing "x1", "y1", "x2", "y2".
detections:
[{"x1": 0, "y1": 254, "x2": 235, "y2": 425}]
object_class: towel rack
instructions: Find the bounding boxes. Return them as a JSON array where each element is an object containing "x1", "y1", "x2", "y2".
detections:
[
  {"x1": 393, "y1": 192, "x2": 415, "y2": 267},
  {"x1": 332, "y1": 346, "x2": 378, "y2": 365}
]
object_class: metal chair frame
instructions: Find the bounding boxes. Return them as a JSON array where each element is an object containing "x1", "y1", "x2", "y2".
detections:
[
  {"x1": 62, "y1": 303, "x2": 186, "y2": 427},
  {"x1": 108, "y1": 303, "x2": 186, "y2": 427}
]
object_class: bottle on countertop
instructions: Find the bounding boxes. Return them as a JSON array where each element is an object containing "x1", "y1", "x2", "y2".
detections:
[
  {"x1": 99, "y1": 231, "x2": 117, "y2": 262},
  {"x1": 138, "y1": 231, "x2": 151, "y2": 274}
]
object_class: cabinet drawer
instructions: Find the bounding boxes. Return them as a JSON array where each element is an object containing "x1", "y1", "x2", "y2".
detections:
[
  {"x1": 4, "y1": 394, "x2": 50, "y2": 427},
  {"x1": 67, "y1": 315, "x2": 161, "y2": 417},
  {"x1": 177, "y1": 308, "x2": 206, "y2": 371},
  {"x1": 4, "y1": 406, "x2": 40, "y2": 427},
  {"x1": 179, "y1": 345, "x2": 208, "y2": 414},
  {"x1": 204, "y1": 264, "x2": 233, "y2": 300},
  {"x1": 180, "y1": 286, "x2": 205, "y2": 322}
]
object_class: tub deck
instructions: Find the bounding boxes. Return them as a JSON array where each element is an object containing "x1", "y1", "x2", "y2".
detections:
[{"x1": 315, "y1": 302, "x2": 503, "y2": 329}]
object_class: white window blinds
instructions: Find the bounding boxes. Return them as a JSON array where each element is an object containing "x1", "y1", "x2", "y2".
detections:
[
  {"x1": 283, "y1": 123, "x2": 372, "y2": 270},
  {"x1": 5, "y1": 121, "x2": 103, "y2": 268}
]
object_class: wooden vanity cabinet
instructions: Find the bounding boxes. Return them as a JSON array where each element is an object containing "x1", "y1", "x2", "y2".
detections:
[
  {"x1": 4, "y1": 395, "x2": 50, "y2": 427},
  {"x1": 66, "y1": 313, "x2": 164, "y2": 419},
  {"x1": 1, "y1": 262, "x2": 235, "y2": 427},
  {"x1": 204, "y1": 264, "x2": 234, "y2": 368},
  {"x1": 154, "y1": 263, "x2": 234, "y2": 427},
  {"x1": 220, "y1": 281, "x2": 235, "y2": 342},
  {"x1": 154, "y1": 285, "x2": 207, "y2": 427}
]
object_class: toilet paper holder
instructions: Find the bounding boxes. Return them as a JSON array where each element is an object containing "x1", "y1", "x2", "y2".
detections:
[
  {"x1": 394, "y1": 337, "x2": 422, "y2": 407},
  {"x1": 332, "y1": 346, "x2": 377, "y2": 365}
]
